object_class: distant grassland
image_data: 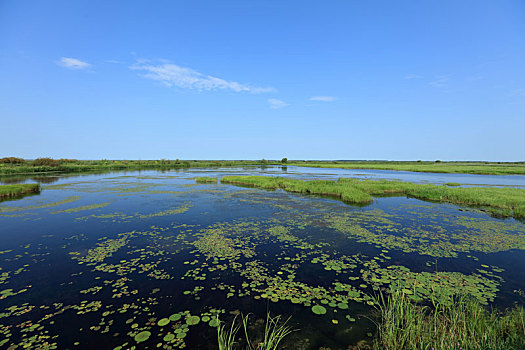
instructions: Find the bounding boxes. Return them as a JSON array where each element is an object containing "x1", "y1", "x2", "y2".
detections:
[
  {"x1": 0, "y1": 184, "x2": 40, "y2": 201},
  {"x1": 288, "y1": 161, "x2": 525, "y2": 175},
  {"x1": 220, "y1": 176, "x2": 525, "y2": 220},
  {"x1": 0, "y1": 159, "x2": 278, "y2": 176}
]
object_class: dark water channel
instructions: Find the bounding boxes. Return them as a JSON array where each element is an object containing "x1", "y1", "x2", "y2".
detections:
[{"x1": 0, "y1": 167, "x2": 524, "y2": 349}]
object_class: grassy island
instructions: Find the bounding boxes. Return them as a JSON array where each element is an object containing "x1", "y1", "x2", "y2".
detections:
[
  {"x1": 0, "y1": 183, "x2": 40, "y2": 201},
  {"x1": 220, "y1": 176, "x2": 525, "y2": 220}
]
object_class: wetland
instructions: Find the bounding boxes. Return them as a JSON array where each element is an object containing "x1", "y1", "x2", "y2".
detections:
[{"x1": 0, "y1": 165, "x2": 524, "y2": 349}]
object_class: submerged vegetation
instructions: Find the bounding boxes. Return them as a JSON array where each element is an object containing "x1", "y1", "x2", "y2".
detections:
[
  {"x1": 0, "y1": 183, "x2": 40, "y2": 201},
  {"x1": 220, "y1": 176, "x2": 525, "y2": 220},
  {"x1": 374, "y1": 290, "x2": 525, "y2": 350}
]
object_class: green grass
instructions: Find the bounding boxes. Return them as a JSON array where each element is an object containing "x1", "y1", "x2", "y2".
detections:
[
  {"x1": 288, "y1": 161, "x2": 525, "y2": 175},
  {"x1": 220, "y1": 176, "x2": 525, "y2": 220},
  {"x1": 374, "y1": 289, "x2": 525, "y2": 350},
  {"x1": 0, "y1": 159, "x2": 280, "y2": 176},
  {"x1": 242, "y1": 313, "x2": 295, "y2": 350},
  {"x1": 195, "y1": 176, "x2": 218, "y2": 184},
  {"x1": 0, "y1": 183, "x2": 40, "y2": 201},
  {"x1": 217, "y1": 315, "x2": 241, "y2": 350},
  {"x1": 217, "y1": 312, "x2": 295, "y2": 350}
]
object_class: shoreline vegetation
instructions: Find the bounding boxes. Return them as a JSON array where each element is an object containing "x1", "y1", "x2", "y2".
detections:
[
  {"x1": 0, "y1": 157, "x2": 276, "y2": 176},
  {"x1": 0, "y1": 183, "x2": 40, "y2": 202},
  {"x1": 373, "y1": 290, "x2": 525, "y2": 350},
  {"x1": 2, "y1": 157, "x2": 525, "y2": 176},
  {"x1": 219, "y1": 176, "x2": 525, "y2": 220},
  {"x1": 215, "y1": 291, "x2": 525, "y2": 349},
  {"x1": 288, "y1": 160, "x2": 525, "y2": 175}
]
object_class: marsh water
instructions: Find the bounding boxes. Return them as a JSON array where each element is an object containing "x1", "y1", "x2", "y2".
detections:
[{"x1": 1, "y1": 166, "x2": 525, "y2": 349}]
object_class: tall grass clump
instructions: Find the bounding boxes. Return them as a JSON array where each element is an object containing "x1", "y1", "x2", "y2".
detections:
[
  {"x1": 195, "y1": 177, "x2": 218, "y2": 184},
  {"x1": 374, "y1": 290, "x2": 525, "y2": 350},
  {"x1": 0, "y1": 183, "x2": 40, "y2": 201},
  {"x1": 243, "y1": 313, "x2": 295, "y2": 350},
  {"x1": 217, "y1": 312, "x2": 295, "y2": 350},
  {"x1": 221, "y1": 176, "x2": 372, "y2": 204},
  {"x1": 217, "y1": 315, "x2": 241, "y2": 350}
]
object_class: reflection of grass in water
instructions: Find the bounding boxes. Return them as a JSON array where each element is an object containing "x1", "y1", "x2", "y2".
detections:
[
  {"x1": 221, "y1": 175, "x2": 525, "y2": 220},
  {"x1": 375, "y1": 289, "x2": 525, "y2": 350},
  {"x1": 52, "y1": 202, "x2": 110, "y2": 214}
]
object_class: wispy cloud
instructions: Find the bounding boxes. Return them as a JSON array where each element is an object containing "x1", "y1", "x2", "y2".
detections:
[
  {"x1": 309, "y1": 96, "x2": 337, "y2": 102},
  {"x1": 268, "y1": 98, "x2": 288, "y2": 109},
  {"x1": 404, "y1": 74, "x2": 423, "y2": 80},
  {"x1": 58, "y1": 57, "x2": 91, "y2": 70},
  {"x1": 429, "y1": 75, "x2": 451, "y2": 88},
  {"x1": 130, "y1": 61, "x2": 274, "y2": 93},
  {"x1": 513, "y1": 89, "x2": 525, "y2": 97}
]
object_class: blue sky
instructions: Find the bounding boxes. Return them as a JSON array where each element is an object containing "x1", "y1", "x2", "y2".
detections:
[{"x1": 1, "y1": 1, "x2": 524, "y2": 161}]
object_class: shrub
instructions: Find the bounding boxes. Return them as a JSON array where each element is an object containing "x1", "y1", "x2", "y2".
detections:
[
  {"x1": 0, "y1": 157, "x2": 25, "y2": 164},
  {"x1": 33, "y1": 158, "x2": 60, "y2": 167}
]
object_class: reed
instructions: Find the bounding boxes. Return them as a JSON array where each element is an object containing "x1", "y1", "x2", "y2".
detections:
[{"x1": 374, "y1": 289, "x2": 525, "y2": 350}]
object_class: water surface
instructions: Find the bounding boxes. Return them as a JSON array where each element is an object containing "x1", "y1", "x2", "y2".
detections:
[{"x1": 1, "y1": 168, "x2": 524, "y2": 349}]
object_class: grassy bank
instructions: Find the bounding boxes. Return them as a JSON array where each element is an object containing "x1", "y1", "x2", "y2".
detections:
[
  {"x1": 0, "y1": 159, "x2": 278, "y2": 176},
  {"x1": 375, "y1": 290, "x2": 525, "y2": 350},
  {"x1": 220, "y1": 176, "x2": 525, "y2": 220},
  {"x1": 0, "y1": 183, "x2": 40, "y2": 201},
  {"x1": 195, "y1": 176, "x2": 219, "y2": 184},
  {"x1": 288, "y1": 161, "x2": 525, "y2": 175}
]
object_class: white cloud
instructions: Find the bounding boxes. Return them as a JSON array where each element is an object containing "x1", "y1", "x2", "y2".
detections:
[
  {"x1": 429, "y1": 75, "x2": 450, "y2": 88},
  {"x1": 58, "y1": 57, "x2": 91, "y2": 70},
  {"x1": 268, "y1": 98, "x2": 288, "y2": 109},
  {"x1": 309, "y1": 96, "x2": 337, "y2": 102},
  {"x1": 130, "y1": 61, "x2": 274, "y2": 93}
]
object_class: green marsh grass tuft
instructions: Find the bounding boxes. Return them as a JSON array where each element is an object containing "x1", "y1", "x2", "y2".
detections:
[
  {"x1": 0, "y1": 183, "x2": 40, "y2": 201},
  {"x1": 221, "y1": 176, "x2": 525, "y2": 220},
  {"x1": 195, "y1": 176, "x2": 218, "y2": 184},
  {"x1": 374, "y1": 289, "x2": 525, "y2": 350}
]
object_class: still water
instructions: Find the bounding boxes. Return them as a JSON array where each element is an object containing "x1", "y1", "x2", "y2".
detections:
[{"x1": 0, "y1": 167, "x2": 524, "y2": 349}]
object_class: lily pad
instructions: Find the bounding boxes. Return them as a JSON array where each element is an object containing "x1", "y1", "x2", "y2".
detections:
[{"x1": 312, "y1": 305, "x2": 327, "y2": 315}]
